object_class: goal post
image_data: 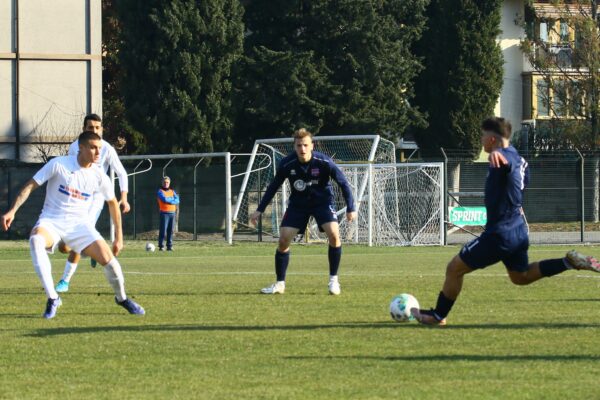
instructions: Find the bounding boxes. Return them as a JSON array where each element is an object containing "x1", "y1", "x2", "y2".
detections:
[
  {"x1": 233, "y1": 135, "x2": 445, "y2": 246},
  {"x1": 232, "y1": 135, "x2": 396, "y2": 238}
]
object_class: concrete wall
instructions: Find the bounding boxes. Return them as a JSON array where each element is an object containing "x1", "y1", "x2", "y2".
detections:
[
  {"x1": 496, "y1": 0, "x2": 526, "y2": 134},
  {"x1": 0, "y1": 0, "x2": 102, "y2": 162}
]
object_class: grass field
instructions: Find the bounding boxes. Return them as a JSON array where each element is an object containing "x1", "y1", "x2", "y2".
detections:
[{"x1": 1, "y1": 240, "x2": 599, "y2": 399}]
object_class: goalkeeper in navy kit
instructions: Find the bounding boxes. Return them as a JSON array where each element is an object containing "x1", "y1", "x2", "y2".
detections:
[{"x1": 250, "y1": 128, "x2": 357, "y2": 295}]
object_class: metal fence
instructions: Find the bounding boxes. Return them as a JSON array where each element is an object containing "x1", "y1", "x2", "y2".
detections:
[
  {"x1": 431, "y1": 150, "x2": 600, "y2": 245},
  {"x1": 2, "y1": 150, "x2": 600, "y2": 245}
]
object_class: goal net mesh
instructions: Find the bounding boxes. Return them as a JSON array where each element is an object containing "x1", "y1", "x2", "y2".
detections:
[{"x1": 233, "y1": 136, "x2": 443, "y2": 245}]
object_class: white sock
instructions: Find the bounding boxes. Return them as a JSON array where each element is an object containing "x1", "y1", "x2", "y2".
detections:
[
  {"x1": 329, "y1": 275, "x2": 338, "y2": 282},
  {"x1": 61, "y1": 262, "x2": 78, "y2": 282},
  {"x1": 29, "y1": 235, "x2": 58, "y2": 299},
  {"x1": 103, "y1": 258, "x2": 127, "y2": 302}
]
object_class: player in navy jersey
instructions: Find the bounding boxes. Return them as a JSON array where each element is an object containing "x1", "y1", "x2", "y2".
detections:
[
  {"x1": 250, "y1": 128, "x2": 357, "y2": 295},
  {"x1": 414, "y1": 117, "x2": 600, "y2": 326}
]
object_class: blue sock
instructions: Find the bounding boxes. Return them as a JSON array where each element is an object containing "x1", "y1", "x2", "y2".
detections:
[
  {"x1": 275, "y1": 250, "x2": 289, "y2": 281},
  {"x1": 539, "y1": 258, "x2": 568, "y2": 277},
  {"x1": 328, "y1": 246, "x2": 342, "y2": 276}
]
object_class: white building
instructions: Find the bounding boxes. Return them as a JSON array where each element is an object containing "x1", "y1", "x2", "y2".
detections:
[{"x1": 0, "y1": 0, "x2": 102, "y2": 161}]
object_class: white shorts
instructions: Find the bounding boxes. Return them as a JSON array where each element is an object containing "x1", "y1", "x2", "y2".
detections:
[{"x1": 34, "y1": 217, "x2": 103, "y2": 254}]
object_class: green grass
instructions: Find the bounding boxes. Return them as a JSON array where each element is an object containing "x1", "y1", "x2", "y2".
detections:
[{"x1": 1, "y1": 241, "x2": 599, "y2": 399}]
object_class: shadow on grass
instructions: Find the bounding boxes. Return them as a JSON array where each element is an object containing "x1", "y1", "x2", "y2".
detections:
[
  {"x1": 284, "y1": 354, "x2": 600, "y2": 362},
  {"x1": 24, "y1": 321, "x2": 600, "y2": 337}
]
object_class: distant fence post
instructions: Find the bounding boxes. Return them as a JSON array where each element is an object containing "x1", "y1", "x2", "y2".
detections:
[{"x1": 576, "y1": 148, "x2": 584, "y2": 242}]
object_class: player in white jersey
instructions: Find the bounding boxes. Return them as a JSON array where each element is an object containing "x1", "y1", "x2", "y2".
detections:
[
  {"x1": 55, "y1": 114, "x2": 130, "y2": 292},
  {"x1": 1, "y1": 131, "x2": 144, "y2": 319}
]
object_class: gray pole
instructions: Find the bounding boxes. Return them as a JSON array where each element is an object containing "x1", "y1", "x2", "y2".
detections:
[{"x1": 576, "y1": 149, "x2": 585, "y2": 242}]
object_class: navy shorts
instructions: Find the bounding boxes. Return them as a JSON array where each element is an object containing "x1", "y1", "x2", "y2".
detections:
[
  {"x1": 459, "y1": 223, "x2": 530, "y2": 272},
  {"x1": 281, "y1": 204, "x2": 339, "y2": 233}
]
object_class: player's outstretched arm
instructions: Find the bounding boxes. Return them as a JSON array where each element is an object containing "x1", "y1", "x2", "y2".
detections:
[
  {"x1": 106, "y1": 197, "x2": 123, "y2": 256},
  {"x1": 1, "y1": 179, "x2": 39, "y2": 231}
]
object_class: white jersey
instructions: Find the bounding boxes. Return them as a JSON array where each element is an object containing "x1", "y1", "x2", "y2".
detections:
[
  {"x1": 32, "y1": 155, "x2": 115, "y2": 222},
  {"x1": 68, "y1": 138, "x2": 129, "y2": 192}
]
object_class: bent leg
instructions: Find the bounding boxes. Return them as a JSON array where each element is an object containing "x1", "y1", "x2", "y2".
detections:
[
  {"x1": 82, "y1": 240, "x2": 127, "y2": 302},
  {"x1": 275, "y1": 227, "x2": 299, "y2": 281},
  {"x1": 442, "y1": 254, "x2": 474, "y2": 300},
  {"x1": 321, "y1": 222, "x2": 342, "y2": 276}
]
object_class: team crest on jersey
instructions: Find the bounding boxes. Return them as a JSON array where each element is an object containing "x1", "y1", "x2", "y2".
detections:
[
  {"x1": 290, "y1": 169, "x2": 296, "y2": 175},
  {"x1": 293, "y1": 179, "x2": 307, "y2": 191},
  {"x1": 311, "y1": 168, "x2": 320, "y2": 176}
]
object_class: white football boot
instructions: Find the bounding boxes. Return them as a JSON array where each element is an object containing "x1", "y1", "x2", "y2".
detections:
[
  {"x1": 261, "y1": 281, "x2": 285, "y2": 294},
  {"x1": 328, "y1": 277, "x2": 341, "y2": 295},
  {"x1": 566, "y1": 250, "x2": 600, "y2": 273}
]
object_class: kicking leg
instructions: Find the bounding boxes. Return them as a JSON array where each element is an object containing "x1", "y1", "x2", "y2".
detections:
[{"x1": 416, "y1": 254, "x2": 474, "y2": 326}]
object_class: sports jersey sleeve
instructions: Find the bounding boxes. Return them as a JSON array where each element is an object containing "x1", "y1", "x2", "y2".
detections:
[
  {"x1": 330, "y1": 161, "x2": 355, "y2": 212},
  {"x1": 98, "y1": 173, "x2": 116, "y2": 202},
  {"x1": 67, "y1": 140, "x2": 78, "y2": 156},
  {"x1": 256, "y1": 162, "x2": 287, "y2": 213},
  {"x1": 32, "y1": 158, "x2": 59, "y2": 186},
  {"x1": 106, "y1": 145, "x2": 129, "y2": 192}
]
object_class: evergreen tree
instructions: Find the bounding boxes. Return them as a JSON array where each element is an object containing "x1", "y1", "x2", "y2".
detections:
[
  {"x1": 234, "y1": 0, "x2": 427, "y2": 147},
  {"x1": 413, "y1": 0, "x2": 504, "y2": 158},
  {"x1": 101, "y1": 0, "x2": 145, "y2": 154},
  {"x1": 117, "y1": 0, "x2": 243, "y2": 153}
]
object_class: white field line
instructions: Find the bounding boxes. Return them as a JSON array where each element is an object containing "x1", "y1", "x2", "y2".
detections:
[
  {"x1": 0, "y1": 247, "x2": 586, "y2": 263},
  {"x1": 0, "y1": 270, "x2": 599, "y2": 279}
]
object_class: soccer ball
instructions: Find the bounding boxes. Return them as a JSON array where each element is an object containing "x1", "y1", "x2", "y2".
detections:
[
  {"x1": 389, "y1": 293, "x2": 419, "y2": 322},
  {"x1": 145, "y1": 242, "x2": 156, "y2": 252}
]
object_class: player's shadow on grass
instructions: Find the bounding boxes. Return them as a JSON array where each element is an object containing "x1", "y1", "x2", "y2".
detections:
[
  {"x1": 284, "y1": 354, "x2": 600, "y2": 362},
  {"x1": 24, "y1": 321, "x2": 600, "y2": 337}
]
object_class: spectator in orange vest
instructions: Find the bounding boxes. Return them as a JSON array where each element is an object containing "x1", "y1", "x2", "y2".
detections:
[{"x1": 157, "y1": 176, "x2": 179, "y2": 251}]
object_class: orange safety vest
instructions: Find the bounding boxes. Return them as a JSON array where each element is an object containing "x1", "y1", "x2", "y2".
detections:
[{"x1": 158, "y1": 188, "x2": 177, "y2": 213}]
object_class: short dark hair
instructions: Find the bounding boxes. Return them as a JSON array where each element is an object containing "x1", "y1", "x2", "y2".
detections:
[
  {"x1": 83, "y1": 113, "x2": 102, "y2": 128},
  {"x1": 481, "y1": 117, "x2": 512, "y2": 139},
  {"x1": 78, "y1": 131, "x2": 102, "y2": 145}
]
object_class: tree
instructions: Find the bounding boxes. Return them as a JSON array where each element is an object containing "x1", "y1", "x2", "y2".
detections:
[
  {"x1": 413, "y1": 0, "x2": 504, "y2": 158},
  {"x1": 117, "y1": 0, "x2": 244, "y2": 153},
  {"x1": 102, "y1": 0, "x2": 145, "y2": 154},
  {"x1": 233, "y1": 0, "x2": 427, "y2": 148},
  {"x1": 520, "y1": 0, "x2": 600, "y2": 150}
]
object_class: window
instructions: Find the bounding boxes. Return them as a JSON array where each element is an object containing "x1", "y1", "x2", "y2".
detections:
[
  {"x1": 559, "y1": 21, "x2": 569, "y2": 43},
  {"x1": 536, "y1": 79, "x2": 550, "y2": 117},
  {"x1": 539, "y1": 21, "x2": 548, "y2": 42}
]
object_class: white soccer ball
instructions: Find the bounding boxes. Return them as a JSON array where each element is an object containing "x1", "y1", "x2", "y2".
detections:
[
  {"x1": 389, "y1": 293, "x2": 419, "y2": 322},
  {"x1": 145, "y1": 243, "x2": 156, "y2": 252}
]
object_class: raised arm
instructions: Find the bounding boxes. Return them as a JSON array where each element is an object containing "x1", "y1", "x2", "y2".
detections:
[{"x1": 1, "y1": 179, "x2": 40, "y2": 231}]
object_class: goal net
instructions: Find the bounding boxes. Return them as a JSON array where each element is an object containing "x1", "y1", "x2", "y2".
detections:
[{"x1": 233, "y1": 135, "x2": 443, "y2": 245}]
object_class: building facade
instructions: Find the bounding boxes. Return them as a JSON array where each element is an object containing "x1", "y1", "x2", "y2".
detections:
[{"x1": 0, "y1": 0, "x2": 102, "y2": 162}]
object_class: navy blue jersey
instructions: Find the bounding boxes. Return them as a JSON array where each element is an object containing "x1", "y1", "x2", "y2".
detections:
[
  {"x1": 485, "y1": 146, "x2": 529, "y2": 232},
  {"x1": 257, "y1": 151, "x2": 355, "y2": 213}
]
